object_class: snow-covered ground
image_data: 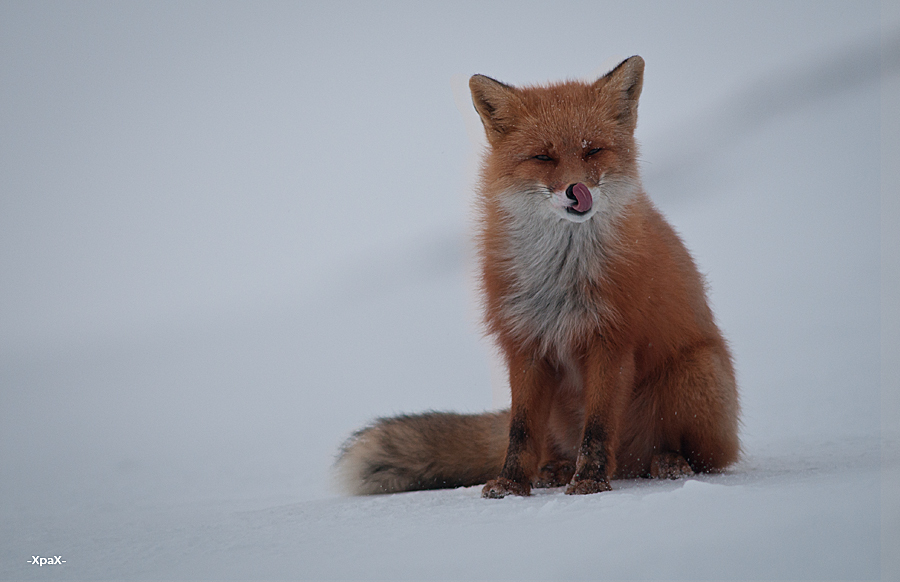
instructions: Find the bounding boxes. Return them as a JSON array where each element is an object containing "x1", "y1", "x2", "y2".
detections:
[{"x1": 2, "y1": 1, "x2": 898, "y2": 580}]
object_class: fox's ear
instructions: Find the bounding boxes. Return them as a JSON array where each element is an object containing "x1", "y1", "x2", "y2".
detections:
[
  {"x1": 469, "y1": 74, "x2": 522, "y2": 142},
  {"x1": 594, "y1": 55, "x2": 644, "y2": 126}
]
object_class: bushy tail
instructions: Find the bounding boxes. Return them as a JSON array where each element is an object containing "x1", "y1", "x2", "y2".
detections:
[{"x1": 335, "y1": 410, "x2": 510, "y2": 495}]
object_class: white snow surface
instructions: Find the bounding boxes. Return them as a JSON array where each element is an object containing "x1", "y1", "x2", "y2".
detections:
[{"x1": 2, "y1": 1, "x2": 899, "y2": 580}]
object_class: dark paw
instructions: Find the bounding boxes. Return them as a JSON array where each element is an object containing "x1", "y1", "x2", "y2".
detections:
[
  {"x1": 650, "y1": 452, "x2": 695, "y2": 479},
  {"x1": 482, "y1": 477, "x2": 530, "y2": 498},
  {"x1": 533, "y1": 460, "x2": 576, "y2": 488},
  {"x1": 565, "y1": 478, "x2": 612, "y2": 495}
]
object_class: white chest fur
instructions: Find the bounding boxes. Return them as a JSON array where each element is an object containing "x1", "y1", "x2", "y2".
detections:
[{"x1": 492, "y1": 179, "x2": 639, "y2": 357}]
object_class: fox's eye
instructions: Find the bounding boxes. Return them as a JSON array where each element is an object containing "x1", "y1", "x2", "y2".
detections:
[
  {"x1": 586, "y1": 147, "x2": 603, "y2": 157},
  {"x1": 533, "y1": 154, "x2": 553, "y2": 161}
]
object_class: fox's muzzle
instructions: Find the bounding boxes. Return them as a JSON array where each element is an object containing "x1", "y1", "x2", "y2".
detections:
[{"x1": 565, "y1": 183, "x2": 593, "y2": 214}]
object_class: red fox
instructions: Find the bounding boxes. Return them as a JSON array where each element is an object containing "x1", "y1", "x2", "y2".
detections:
[{"x1": 336, "y1": 56, "x2": 740, "y2": 497}]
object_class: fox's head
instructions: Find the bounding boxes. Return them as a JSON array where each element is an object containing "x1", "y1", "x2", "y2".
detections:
[{"x1": 470, "y1": 56, "x2": 644, "y2": 224}]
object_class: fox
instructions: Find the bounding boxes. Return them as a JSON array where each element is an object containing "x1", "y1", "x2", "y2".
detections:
[{"x1": 336, "y1": 56, "x2": 740, "y2": 498}]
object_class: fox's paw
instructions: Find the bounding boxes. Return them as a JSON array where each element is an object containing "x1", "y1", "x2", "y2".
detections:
[
  {"x1": 533, "y1": 460, "x2": 576, "y2": 488},
  {"x1": 482, "y1": 477, "x2": 530, "y2": 499},
  {"x1": 650, "y1": 452, "x2": 695, "y2": 479},
  {"x1": 565, "y1": 477, "x2": 612, "y2": 495}
]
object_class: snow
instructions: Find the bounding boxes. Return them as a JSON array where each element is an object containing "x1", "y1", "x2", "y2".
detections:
[
  {"x1": 5, "y1": 437, "x2": 890, "y2": 580},
  {"x1": 1, "y1": 1, "x2": 898, "y2": 580}
]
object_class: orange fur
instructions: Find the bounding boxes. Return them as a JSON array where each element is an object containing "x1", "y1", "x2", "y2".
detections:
[
  {"x1": 336, "y1": 56, "x2": 739, "y2": 497},
  {"x1": 475, "y1": 56, "x2": 739, "y2": 497}
]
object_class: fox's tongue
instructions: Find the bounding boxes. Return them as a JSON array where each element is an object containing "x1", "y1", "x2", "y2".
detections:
[{"x1": 570, "y1": 183, "x2": 592, "y2": 213}]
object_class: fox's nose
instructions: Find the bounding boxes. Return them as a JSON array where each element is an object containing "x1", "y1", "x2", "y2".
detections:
[{"x1": 565, "y1": 183, "x2": 593, "y2": 214}]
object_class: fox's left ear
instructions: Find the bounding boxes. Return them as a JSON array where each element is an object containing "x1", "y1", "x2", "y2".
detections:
[{"x1": 594, "y1": 55, "x2": 644, "y2": 126}]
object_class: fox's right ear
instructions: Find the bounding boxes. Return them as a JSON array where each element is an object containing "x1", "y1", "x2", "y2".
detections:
[{"x1": 469, "y1": 75, "x2": 522, "y2": 143}]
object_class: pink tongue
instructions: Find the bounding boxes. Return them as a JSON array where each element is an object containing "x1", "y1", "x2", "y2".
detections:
[{"x1": 571, "y1": 183, "x2": 592, "y2": 213}]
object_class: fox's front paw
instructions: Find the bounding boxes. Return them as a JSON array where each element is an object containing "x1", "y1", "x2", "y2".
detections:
[
  {"x1": 565, "y1": 478, "x2": 612, "y2": 495},
  {"x1": 482, "y1": 477, "x2": 530, "y2": 498}
]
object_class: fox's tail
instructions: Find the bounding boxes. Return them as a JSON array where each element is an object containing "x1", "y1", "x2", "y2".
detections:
[{"x1": 335, "y1": 410, "x2": 510, "y2": 495}]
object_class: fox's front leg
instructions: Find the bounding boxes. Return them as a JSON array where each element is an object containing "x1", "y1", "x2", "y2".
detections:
[
  {"x1": 482, "y1": 352, "x2": 554, "y2": 498},
  {"x1": 566, "y1": 349, "x2": 634, "y2": 495}
]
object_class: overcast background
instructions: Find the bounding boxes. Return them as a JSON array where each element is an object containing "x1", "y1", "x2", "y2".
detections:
[{"x1": 2, "y1": 1, "x2": 899, "y2": 580}]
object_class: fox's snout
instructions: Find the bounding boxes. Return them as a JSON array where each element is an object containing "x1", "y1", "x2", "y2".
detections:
[
  {"x1": 565, "y1": 183, "x2": 593, "y2": 214},
  {"x1": 547, "y1": 183, "x2": 594, "y2": 220}
]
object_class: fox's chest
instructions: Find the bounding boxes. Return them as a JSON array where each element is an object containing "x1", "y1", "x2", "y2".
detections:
[{"x1": 496, "y1": 216, "x2": 612, "y2": 354}]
